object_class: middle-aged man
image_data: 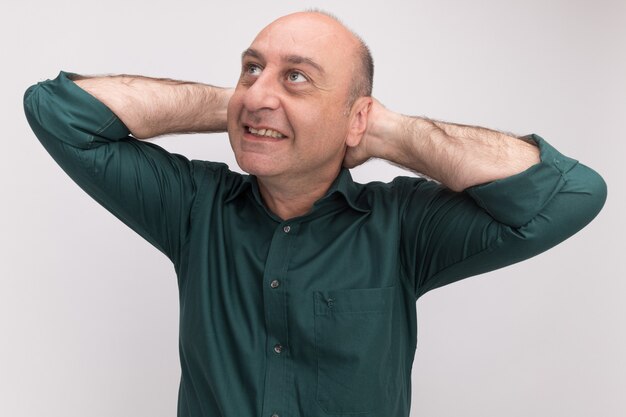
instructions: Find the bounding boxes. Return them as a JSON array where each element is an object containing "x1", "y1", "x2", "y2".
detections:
[{"x1": 23, "y1": 9, "x2": 606, "y2": 417}]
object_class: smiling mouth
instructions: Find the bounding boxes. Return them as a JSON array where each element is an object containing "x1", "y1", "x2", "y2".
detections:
[{"x1": 245, "y1": 126, "x2": 286, "y2": 139}]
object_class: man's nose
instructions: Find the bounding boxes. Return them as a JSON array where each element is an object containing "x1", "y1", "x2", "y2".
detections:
[{"x1": 242, "y1": 71, "x2": 281, "y2": 112}]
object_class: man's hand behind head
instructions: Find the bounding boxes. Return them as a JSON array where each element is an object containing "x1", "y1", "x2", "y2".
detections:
[{"x1": 343, "y1": 97, "x2": 393, "y2": 169}]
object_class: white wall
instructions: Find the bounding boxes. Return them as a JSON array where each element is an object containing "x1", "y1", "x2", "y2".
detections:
[{"x1": 1, "y1": 0, "x2": 624, "y2": 416}]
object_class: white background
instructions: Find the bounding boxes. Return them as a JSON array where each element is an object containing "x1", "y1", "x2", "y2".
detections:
[{"x1": 1, "y1": 0, "x2": 624, "y2": 416}]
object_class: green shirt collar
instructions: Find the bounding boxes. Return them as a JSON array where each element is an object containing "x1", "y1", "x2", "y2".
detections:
[{"x1": 225, "y1": 168, "x2": 370, "y2": 215}]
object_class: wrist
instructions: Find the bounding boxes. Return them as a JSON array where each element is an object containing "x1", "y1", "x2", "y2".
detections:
[
  {"x1": 212, "y1": 87, "x2": 234, "y2": 132},
  {"x1": 367, "y1": 110, "x2": 411, "y2": 162}
]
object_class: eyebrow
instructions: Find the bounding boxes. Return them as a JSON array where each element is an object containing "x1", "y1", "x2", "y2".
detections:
[{"x1": 241, "y1": 48, "x2": 326, "y2": 75}]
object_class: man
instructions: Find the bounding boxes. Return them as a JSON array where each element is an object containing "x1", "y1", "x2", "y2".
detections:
[{"x1": 23, "y1": 10, "x2": 606, "y2": 417}]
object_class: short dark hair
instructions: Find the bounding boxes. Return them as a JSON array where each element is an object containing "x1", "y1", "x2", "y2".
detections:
[{"x1": 303, "y1": 9, "x2": 374, "y2": 111}]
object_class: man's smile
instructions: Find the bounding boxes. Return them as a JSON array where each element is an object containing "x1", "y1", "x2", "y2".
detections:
[
  {"x1": 245, "y1": 126, "x2": 286, "y2": 138},
  {"x1": 242, "y1": 124, "x2": 289, "y2": 142}
]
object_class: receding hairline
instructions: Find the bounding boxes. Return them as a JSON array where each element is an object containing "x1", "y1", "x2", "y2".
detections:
[
  {"x1": 298, "y1": 9, "x2": 374, "y2": 107},
  {"x1": 292, "y1": 9, "x2": 367, "y2": 57}
]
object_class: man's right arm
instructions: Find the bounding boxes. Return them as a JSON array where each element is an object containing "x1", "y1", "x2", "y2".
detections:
[
  {"x1": 23, "y1": 70, "x2": 235, "y2": 270},
  {"x1": 69, "y1": 72, "x2": 233, "y2": 139}
]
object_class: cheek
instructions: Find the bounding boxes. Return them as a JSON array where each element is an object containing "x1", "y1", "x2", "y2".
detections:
[
  {"x1": 296, "y1": 103, "x2": 344, "y2": 136},
  {"x1": 226, "y1": 99, "x2": 242, "y2": 150},
  {"x1": 227, "y1": 97, "x2": 246, "y2": 144},
  {"x1": 318, "y1": 112, "x2": 350, "y2": 145},
  {"x1": 227, "y1": 94, "x2": 242, "y2": 124},
  {"x1": 298, "y1": 111, "x2": 345, "y2": 150}
]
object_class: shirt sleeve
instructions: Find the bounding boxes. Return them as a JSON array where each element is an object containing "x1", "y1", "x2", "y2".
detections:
[
  {"x1": 23, "y1": 70, "x2": 205, "y2": 270},
  {"x1": 397, "y1": 133, "x2": 607, "y2": 300}
]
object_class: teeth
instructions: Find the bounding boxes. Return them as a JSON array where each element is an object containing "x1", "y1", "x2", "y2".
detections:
[{"x1": 248, "y1": 126, "x2": 285, "y2": 138}]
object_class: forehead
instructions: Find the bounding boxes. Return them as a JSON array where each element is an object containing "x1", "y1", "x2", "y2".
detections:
[{"x1": 247, "y1": 15, "x2": 357, "y2": 72}]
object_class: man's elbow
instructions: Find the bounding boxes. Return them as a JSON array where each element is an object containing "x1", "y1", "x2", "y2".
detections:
[{"x1": 576, "y1": 163, "x2": 608, "y2": 226}]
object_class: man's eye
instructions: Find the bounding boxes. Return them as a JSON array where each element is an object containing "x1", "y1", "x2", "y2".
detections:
[
  {"x1": 287, "y1": 71, "x2": 307, "y2": 83},
  {"x1": 245, "y1": 64, "x2": 262, "y2": 75}
]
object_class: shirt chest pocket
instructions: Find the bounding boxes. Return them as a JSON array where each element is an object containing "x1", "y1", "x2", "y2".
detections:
[{"x1": 313, "y1": 286, "x2": 395, "y2": 414}]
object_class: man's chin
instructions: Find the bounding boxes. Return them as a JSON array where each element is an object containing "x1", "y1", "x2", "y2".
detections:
[{"x1": 236, "y1": 155, "x2": 283, "y2": 178}]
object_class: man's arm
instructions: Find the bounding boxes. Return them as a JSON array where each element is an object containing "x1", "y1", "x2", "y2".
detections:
[
  {"x1": 69, "y1": 73, "x2": 233, "y2": 139},
  {"x1": 23, "y1": 71, "x2": 235, "y2": 269},
  {"x1": 345, "y1": 98, "x2": 606, "y2": 299},
  {"x1": 345, "y1": 98, "x2": 540, "y2": 192}
]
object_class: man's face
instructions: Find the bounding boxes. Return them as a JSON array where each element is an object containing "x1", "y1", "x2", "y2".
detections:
[{"x1": 227, "y1": 13, "x2": 359, "y2": 183}]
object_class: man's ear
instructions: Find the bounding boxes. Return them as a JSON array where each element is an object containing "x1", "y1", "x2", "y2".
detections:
[{"x1": 346, "y1": 97, "x2": 373, "y2": 148}]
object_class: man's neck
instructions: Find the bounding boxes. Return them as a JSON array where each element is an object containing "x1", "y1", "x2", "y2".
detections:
[{"x1": 256, "y1": 167, "x2": 342, "y2": 221}]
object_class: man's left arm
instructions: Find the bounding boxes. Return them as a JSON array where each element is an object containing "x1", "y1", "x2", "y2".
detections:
[
  {"x1": 346, "y1": 99, "x2": 607, "y2": 299},
  {"x1": 345, "y1": 98, "x2": 541, "y2": 192}
]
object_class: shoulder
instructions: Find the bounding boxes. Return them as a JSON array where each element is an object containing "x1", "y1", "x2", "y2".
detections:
[
  {"x1": 189, "y1": 160, "x2": 249, "y2": 198},
  {"x1": 349, "y1": 174, "x2": 435, "y2": 209},
  {"x1": 356, "y1": 174, "x2": 439, "y2": 199}
]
